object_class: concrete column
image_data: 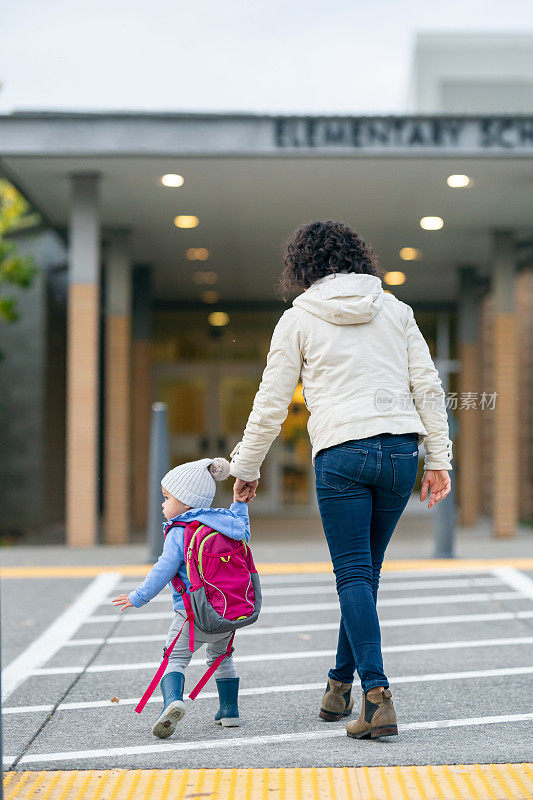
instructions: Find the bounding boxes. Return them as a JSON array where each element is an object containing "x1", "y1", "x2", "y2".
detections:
[
  {"x1": 132, "y1": 266, "x2": 153, "y2": 528},
  {"x1": 492, "y1": 230, "x2": 519, "y2": 538},
  {"x1": 66, "y1": 173, "x2": 100, "y2": 546},
  {"x1": 104, "y1": 231, "x2": 132, "y2": 544},
  {"x1": 457, "y1": 267, "x2": 481, "y2": 527}
]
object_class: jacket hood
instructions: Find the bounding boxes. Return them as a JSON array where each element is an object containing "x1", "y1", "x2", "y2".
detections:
[
  {"x1": 163, "y1": 504, "x2": 249, "y2": 541},
  {"x1": 293, "y1": 272, "x2": 384, "y2": 325}
]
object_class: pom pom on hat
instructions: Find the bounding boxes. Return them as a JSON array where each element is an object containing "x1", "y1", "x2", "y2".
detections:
[{"x1": 208, "y1": 457, "x2": 231, "y2": 482}]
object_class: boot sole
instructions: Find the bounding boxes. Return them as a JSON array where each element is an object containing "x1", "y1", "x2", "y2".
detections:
[
  {"x1": 214, "y1": 717, "x2": 240, "y2": 727},
  {"x1": 319, "y1": 707, "x2": 353, "y2": 722},
  {"x1": 151, "y1": 701, "x2": 186, "y2": 739},
  {"x1": 347, "y1": 724, "x2": 398, "y2": 739}
]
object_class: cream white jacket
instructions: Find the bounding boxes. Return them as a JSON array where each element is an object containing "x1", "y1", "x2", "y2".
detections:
[{"x1": 229, "y1": 272, "x2": 453, "y2": 482}]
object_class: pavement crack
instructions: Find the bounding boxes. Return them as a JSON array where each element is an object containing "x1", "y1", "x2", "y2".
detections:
[{"x1": 9, "y1": 616, "x2": 123, "y2": 771}]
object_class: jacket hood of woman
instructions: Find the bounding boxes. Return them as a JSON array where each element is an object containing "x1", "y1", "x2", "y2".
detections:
[{"x1": 292, "y1": 272, "x2": 385, "y2": 325}]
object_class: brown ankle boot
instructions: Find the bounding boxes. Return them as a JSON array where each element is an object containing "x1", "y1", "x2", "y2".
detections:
[
  {"x1": 319, "y1": 678, "x2": 354, "y2": 721},
  {"x1": 346, "y1": 687, "x2": 398, "y2": 739}
]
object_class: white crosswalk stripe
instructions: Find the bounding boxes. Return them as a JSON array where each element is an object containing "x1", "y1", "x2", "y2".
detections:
[
  {"x1": 62, "y1": 609, "x2": 533, "y2": 647},
  {"x1": 87, "y1": 590, "x2": 524, "y2": 623},
  {"x1": 30, "y1": 636, "x2": 533, "y2": 677},
  {"x1": 5, "y1": 711, "x2": 533, "y2": 766},
  {"x1": 106, "y1": 575, "x2": 503, "y2": 603}
]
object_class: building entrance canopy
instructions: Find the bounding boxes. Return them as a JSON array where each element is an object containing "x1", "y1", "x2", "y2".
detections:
[{"x1": 1, "y1": 112, "x2": 532, "y2": 304}]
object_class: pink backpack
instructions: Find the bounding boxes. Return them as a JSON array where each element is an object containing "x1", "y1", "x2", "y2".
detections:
[{"x1": 135, "y1": 518, "x2": 261, "y2": 713}]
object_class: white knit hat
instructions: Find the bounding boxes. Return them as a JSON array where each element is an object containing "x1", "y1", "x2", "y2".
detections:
[{"x1": 161, "y1": 457, "x2": 231, "y2": 508}]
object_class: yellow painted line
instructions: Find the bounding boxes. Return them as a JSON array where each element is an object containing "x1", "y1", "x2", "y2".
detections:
[
  {"x1": 2, "y1": 557, "x2": 533, "y2": 580},
  {"x1": 5, "y1": 766, "x2": 532, "y2": 800}
]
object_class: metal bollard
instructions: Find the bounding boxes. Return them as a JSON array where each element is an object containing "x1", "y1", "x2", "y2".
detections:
[
  {"x1": 147, "y1": 402, "x2": 170, "y2": 563},
  {"x1": 433, "y1": 407, "x2": 457, "y2": 558},
  {"x1": 433, "y1": 475, "x2": 457, "y2": 558}
]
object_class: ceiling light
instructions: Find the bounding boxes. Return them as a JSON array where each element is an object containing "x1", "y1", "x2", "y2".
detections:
[
  {"x1": 174, "y1": 215, "x2": 199, "y2": 229},
  {"x1": 161, "y1": 174, "x2": 184, "y2": 187},
  {"x1": 202, "y1": 290, "x2": 218, "y2": 304},
  {"x1": 447, "y1": 174, "x2": 471, "y2": 188},
  {"x1": 384, "y1": 271, "x2": 406, "y2": 286},
  {"x1": 208, "y1": 312, "x2": 229, "y2": 327},
  {"x1": 399, "y1": 247, "x2": 422, "y2": 261},
  {"x1": 193, "y1": 271, "x2": 218, "y2": 285},
  {"x1": 420, "y1": 216, "x2": 444, "y2": 230},
  {"x1": 186, "y1": 248, "x2": 210, "y2": 261}
]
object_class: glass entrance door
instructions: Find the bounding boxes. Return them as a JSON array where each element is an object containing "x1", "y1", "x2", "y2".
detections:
[{"x1": 154, "y1": 362, "x2": 283, "y2": 512}]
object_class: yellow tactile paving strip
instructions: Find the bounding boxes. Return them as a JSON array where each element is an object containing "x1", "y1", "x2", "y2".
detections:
[
  {"x1": 4, "y1": 765, "x2": 533, "y2": 800},
  {"x1": 2, "y1": 557, "x2": 533, "y2": 579}
]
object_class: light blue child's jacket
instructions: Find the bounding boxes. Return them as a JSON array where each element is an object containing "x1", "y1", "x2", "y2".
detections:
[{"x1": 128, "y1": 502, "x2": 251, "y2": 611}]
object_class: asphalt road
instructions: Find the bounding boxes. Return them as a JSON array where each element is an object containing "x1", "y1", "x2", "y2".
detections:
[{"x1": 2, "y1": 565, "x2": 533, "y2": 771}]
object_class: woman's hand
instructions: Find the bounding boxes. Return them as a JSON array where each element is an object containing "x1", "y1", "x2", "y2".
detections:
[
  {"x1": 112, "y1": 594, "x2": 133, "y2": 612},
  {"x1": 420, "y1": 469, "x2": 451, "y2": 509},
  {"x1": 234, "y1": 478, "x2": 259, "y2": 503}
]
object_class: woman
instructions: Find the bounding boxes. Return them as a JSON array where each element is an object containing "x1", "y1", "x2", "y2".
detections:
[{"x1": 229, "y1": 220, "x2": 452, "y2": 740}]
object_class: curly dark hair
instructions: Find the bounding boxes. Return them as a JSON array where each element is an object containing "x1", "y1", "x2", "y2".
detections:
[{"x1": 278, "y1": 220, "x2": 383, "y2": 301}]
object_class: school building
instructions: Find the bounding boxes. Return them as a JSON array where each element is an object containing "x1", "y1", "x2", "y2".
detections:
[{"x1": 0, "y1": 32, "x2": 532, "y2": 545}]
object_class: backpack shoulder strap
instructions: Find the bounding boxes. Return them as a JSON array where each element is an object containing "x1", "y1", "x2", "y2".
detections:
[{"x1": 163, "y1": 521, "x2": 189, "y2": 593}]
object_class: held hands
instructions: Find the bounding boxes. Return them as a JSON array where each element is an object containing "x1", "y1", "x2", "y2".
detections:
[
  {"x1": 112, "y1": 594, "x2": 133, "y2": 612},
  {"x1": 234, "y1": 478, "x2": 259, "y2": 503},
  {"x1": 420, "y1": 469, "x2": 451, "y2": 509}
]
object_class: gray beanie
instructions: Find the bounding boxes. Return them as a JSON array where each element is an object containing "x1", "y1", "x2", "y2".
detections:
[{"x1": 161, "y1": 457, "x2": 231, "y2": 508}]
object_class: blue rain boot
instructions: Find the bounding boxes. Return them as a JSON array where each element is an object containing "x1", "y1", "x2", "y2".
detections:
[
  {"x1": 151, "y1": 671, "x2": 186, "y2": 739},
  {"x1": 214, "y1": 677, "x2": 240, "y2": 727}
]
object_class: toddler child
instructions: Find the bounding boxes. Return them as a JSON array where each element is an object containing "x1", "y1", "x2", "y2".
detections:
[{"x1": 112, "y1": 456, "x2": 251, "y2": 738}]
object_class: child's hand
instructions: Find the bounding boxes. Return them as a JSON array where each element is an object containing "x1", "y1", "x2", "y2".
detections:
[
  {"x1": 112, "y1": 594, "x2": 133, "y2": 612},
  {"x1": 234, "y1": 478, "x2": 258, "y2": 503}
]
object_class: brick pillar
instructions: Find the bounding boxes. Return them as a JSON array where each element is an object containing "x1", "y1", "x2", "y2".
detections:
[
  {"x1": 104, "y1": 231, "x2": 132, "y2": 544},
  {"x1": 492, "y1": 230, "x2": 519, "y2": 538},
  {"x1": 516, "y1": 268, "x2": 533, "y2": 521},
  {"x1": 66, "y1": 174, "x2": 100, "y2": 546},
  {"x1": 132, "y1": 266, "x2": 153, "y2": 528},
  {"x1": 457, "y1": 267, "x2": 481, "y2": 527}
]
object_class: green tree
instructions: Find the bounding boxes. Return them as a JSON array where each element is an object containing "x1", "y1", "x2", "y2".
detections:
[{"x1": 0, "y1": 179, "x2": 40, "y2": 331}]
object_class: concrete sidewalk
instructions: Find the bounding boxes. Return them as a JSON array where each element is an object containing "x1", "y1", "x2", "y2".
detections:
[{"x1": 1, "y1": 504, "x2": 531, "y2": 568}]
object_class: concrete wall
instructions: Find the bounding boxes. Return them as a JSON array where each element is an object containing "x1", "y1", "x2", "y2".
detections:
[
  {"x1": 0, "y1": 229, "x2": 66, "y2": 535},
  {"x1": 408, "y1": 33, "x2": 533, "y2": 113}
]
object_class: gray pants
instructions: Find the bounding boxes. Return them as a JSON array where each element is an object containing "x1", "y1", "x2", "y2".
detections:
[{"x1": 165, "y1": 609, "x2": 238, "y2": 680}]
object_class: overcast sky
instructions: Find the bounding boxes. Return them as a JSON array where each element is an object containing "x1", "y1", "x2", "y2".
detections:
[{"x1": 1, "y1": 1, "x2": 531, "y2": 115}]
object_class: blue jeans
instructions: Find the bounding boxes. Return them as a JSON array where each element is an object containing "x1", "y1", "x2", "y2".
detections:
[{"x1": 314, "y1": 432, "x2": 420, "y2": 693}]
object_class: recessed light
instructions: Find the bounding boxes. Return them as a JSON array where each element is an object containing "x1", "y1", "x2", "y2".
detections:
[
  {"x1": 193, "y1": 271, "x2": 218, "y2": 285},
  {"x1": 174, "y1": 215, "x2": 199, "y2": 229},
  {"x1": 447, "y1": 174, "x2": 471, "y2": 188},
  {"x1": 161, "y1": 174, "x2": 184, "y2": 187},
  {"x1": 202, "y1": 290, "x2": 218, "y2": 304},
  {"x1": 420, "y1": 216, "x2": 444, "y2": 230},
  {"x1": 384, "y1": 271, "x2": 406, "y2": 286},
  {"x1": 186, "y1": 248, "x2": 210, "y2": 260},
  {"x1": 208, "y1": 312, "x2": 229, "y2": 327},
  {"x1": 399, "y1": 247, "x2": 422, "y2": 261}
]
